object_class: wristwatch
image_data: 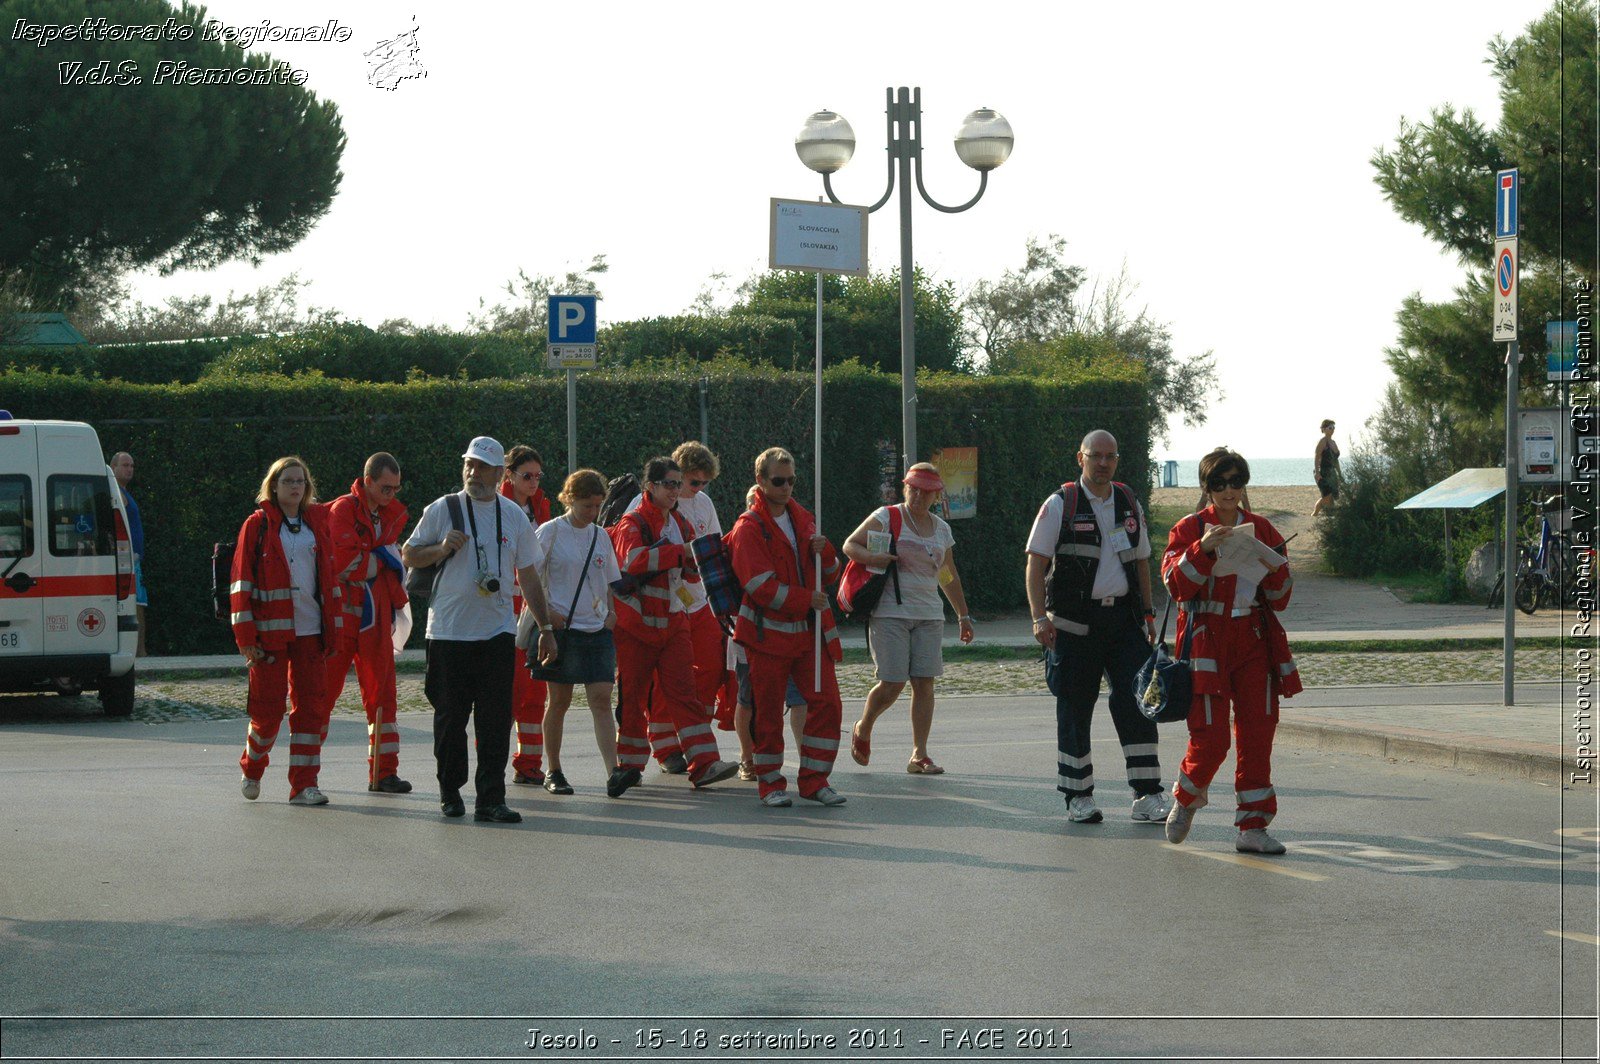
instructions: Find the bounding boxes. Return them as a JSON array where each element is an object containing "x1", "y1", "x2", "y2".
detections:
[{"x1": 539, "y1": 623, "x2": 555, "y2": 633}]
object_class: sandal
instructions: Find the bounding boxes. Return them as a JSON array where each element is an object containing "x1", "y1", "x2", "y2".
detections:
[
  {"x1": 906, "y1": 756, "x2": 945, "y2": 775},
  {"x1": 850, "y1": 723, "x2": 871, "y2": 766}
]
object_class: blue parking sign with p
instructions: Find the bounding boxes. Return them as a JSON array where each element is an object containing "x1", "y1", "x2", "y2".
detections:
[
  {"x1": 547, "y1": 296, "x2": 597, "y2": 345},
  {"x1": 1494, "y1": 168, "x2": 1519, "y2": 239}
]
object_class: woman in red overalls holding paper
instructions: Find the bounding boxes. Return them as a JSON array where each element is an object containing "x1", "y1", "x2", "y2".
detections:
[{"x1": 1160, "y1": 448, "x2": 1302, "y2": 855}]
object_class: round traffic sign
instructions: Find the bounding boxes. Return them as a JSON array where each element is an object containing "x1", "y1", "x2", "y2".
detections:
[{"x1": 1497, "y1": 247, "x2": 1515, "y2": 297}]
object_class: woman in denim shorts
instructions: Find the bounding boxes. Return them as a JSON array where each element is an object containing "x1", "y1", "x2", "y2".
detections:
[
  {"x1": 528, "y1": 470, "x2": 622, "y2": 795},
  {"x1": 842, "y1": 463, "x2": 974, "y2": 774}
]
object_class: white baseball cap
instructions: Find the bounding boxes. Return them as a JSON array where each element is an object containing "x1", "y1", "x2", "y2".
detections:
[{"x1": 462, "y1": 436, "x2": 505, "y2": 467}]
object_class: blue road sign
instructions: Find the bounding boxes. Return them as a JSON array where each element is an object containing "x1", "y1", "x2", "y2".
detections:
[
  {"x1": 547, "y1": 295, "x2": 598, "y2": 345},
  {"x1": 1494, "y1": 168, "x2": 1519, "y2": 239}
]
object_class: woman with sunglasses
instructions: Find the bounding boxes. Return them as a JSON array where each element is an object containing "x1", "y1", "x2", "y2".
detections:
[
  {"x1": 619, "y1": 441, "x2": 730, "y2": 775},
  {"x1": 231, "y1": 456, "x2": 344, "y2": 806},
  {"x1": 843, "y1": 462, "x2": 974, "y2": 775},
  {"x1": 502, "y1": 446, "x2": 552, "y2": 787},
  {"x1": 1160, "y1": 448, "x2": 1302, "y2": 854}
]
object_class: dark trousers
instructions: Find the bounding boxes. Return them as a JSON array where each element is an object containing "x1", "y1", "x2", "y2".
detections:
[
  {"x1": 425, "y1": 633, "x2": 515, "y2": 807},
  {"x1": 1052, "y1": 604, "x2": 1162, "y2": 798}
]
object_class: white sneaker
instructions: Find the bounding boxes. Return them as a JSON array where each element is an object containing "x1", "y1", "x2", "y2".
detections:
[
  {"x1": 691, "y1": 759, "x2": 740, "y2": 789},
  {"x1": 289, "y1": 786, "x2": 329, "y2": 806},
  {"x1": 803, "y1": 786, "x2": 847, "y2": 806},
  {"x1": 1236, "y1": 828, "x2": 1286, "y2": 855},
  {"x1": 1131, "y1": 791, "x2": 1174, "y2": 823},
  {"x1": 760, "y1": 790, "x2": 792, "y2": 807},
  {"x1": 1066, "y1": 795, "x2": 1102, "y2": 823},
  {"x1": 1165, "y1": 801, "x2": 1196, "y2": 844},
  {"x1": 240, "y1": 776, "x2": 260, "y2": 801}
]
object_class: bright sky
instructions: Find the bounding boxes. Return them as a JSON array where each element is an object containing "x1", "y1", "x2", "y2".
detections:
[{"x1": 123, "y1": 0, "x2": 1553, "y2": 460}]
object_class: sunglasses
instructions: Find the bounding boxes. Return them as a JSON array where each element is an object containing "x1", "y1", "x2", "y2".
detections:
[
  {"x1": 766, "y1": 476, "x2": 797, "y2": 488},
  {"x1": 375, "y1": 483, "x2": 401, "y2": 496},
  {"x1": 687, "y1": 477, "x2": 710, "y2": 488},
  {"x1": 515, "y1": 471, "x2": 541, "y2": 483},
  {"x1": 1207, "y1": 474, "x2": 1248, "y2": 492},
  {"x1": 658, "y1": 479, "x2": 683, "y2": 489}
]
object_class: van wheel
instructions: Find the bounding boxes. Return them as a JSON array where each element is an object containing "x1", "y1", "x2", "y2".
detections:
[{"x1": 99, "y1": 668, "x2": 136, "y2": 717}]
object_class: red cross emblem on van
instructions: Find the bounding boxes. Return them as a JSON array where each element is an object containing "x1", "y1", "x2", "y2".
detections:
[{"x1": 77, "y1": 608, "x2": 106, "y2": 637}]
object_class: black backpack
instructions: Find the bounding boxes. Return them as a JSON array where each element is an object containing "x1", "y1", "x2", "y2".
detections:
[
  {"x1": 212, "y1": 515, "x2": 265, "y2": 623},
  {"x1": 403, "y1": 494, "x2": 466, "y2": 605},
  {"x1": 597, "y1": 473, "x2": 642, "y2": 529}
]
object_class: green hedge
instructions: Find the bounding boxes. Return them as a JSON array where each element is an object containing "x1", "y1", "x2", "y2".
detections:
[{"x1": 2, "y1": 362, "x2": 1149, "y2": 653}]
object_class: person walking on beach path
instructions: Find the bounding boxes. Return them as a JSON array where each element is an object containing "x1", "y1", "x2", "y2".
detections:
[
  {"x1": 109, "y1": 452, "x2": 147, "y2": 656},
  {"x1": 501, "y1": 445, "x2": 552, "y2": 787},
  {"x1": 1312, "y1": 420, "x2": 1340, "y2": 517}
]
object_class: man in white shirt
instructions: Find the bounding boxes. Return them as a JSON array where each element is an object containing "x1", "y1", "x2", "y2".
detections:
[
  {"x1": 402, "y1": 437, "x2": 557, "y2": 824},
  {"x1": 1024, "y1": 430, "x2": 1171, "y2": 826}
]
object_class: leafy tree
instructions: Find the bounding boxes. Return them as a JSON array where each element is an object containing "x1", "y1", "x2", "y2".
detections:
[
  {"x1": 730, "y1": 268, "x2": 966, "y2": 373},
  {"x1": 76, "y1": 272, "x2": 340, "y2": 344},
  {"x1": 962, "y1": 234, "x2": 1085, "y2": 364},
  {"x1": 0, "y1": 0, "x2": 346, "y2": 308},
  {"x1": 468, "y1": 255, "x2": 609, "y2": 336},
  {"x1": 972, "y1": 244, "x2": 1220, "y2": 441},
  {"x1": 1372, "y1": 0, "x2": 1596, "y2": 418}
]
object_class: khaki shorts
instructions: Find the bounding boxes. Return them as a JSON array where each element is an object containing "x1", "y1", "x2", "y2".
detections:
[{"x1": 867, "y1": 616, "x2": 944, "y2": 682}]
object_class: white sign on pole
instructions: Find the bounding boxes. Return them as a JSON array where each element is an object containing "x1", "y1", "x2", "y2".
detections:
[
  {"x1": 546, "y1": 344, "x2": 597, "y2": 370},
  {"x1": 1518, "y1": 407, "x2": 1562, "y2": 483},
  {"x1": 769, "y1": 199, "x2": 868, "y2": 276},
  {"x1": 1492, "y1": 237, "x2": 1518, "y2": 342}
]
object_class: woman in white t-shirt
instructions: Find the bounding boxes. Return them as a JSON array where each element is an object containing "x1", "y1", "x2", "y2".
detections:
[
  {"x1": 841, "y1": 462, "x2": 974, "y2": 775},
  {"x1": 528, "y1": 470, "x2": 622, "y2": 796}
]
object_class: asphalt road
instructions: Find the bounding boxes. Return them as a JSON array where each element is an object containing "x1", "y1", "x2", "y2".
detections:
[{"x1": 2, "y1": 694, "x2": 1596, "y2": 1063}]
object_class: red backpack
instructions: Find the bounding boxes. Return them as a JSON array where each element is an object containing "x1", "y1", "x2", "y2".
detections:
[{"x1": 836, "y1": 506, "x2": 903, "y2": 617}]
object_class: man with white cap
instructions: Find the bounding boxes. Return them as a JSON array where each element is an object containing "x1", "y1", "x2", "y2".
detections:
[{"x1": 402, "y1": 436, "x2": 557, "y2": 824}]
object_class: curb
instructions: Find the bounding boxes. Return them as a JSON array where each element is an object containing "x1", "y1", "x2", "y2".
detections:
[{"x1": 1275, "y1": 715, "x2": 1590, "y2": 786}]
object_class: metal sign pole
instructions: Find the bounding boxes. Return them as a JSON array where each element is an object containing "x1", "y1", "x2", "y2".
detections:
[
  {"x1": 1505, "y1": 340, "x2": 1518, "y2": 706},
  {"x1": 567, "y1": 368, "x2": 577, "y2": 473},
  {"x1": 814, "y1": 269, "x2": 824, "y2": 693}
]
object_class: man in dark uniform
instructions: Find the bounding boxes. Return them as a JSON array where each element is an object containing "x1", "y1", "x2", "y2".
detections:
[{"x1": 1024, "y1": 429, "x2": 1171, "y2": 825}]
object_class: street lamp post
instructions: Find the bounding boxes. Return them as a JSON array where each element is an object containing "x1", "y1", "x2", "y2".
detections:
[{"x1": 795, "y1": 87, "x2": 1013, "y2": 472}]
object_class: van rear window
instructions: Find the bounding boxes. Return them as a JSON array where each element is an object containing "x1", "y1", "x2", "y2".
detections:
[
  {"x1": 0, "y1": 475, "x2": 32, "y2": 558},
  {"x1": 47, "y1": 475, "x2": 115, "y2": 557}
]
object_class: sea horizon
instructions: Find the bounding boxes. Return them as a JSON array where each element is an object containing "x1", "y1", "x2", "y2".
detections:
[{"x1": 1154, "y1": 457, "x2": 1317, "y2": 488}]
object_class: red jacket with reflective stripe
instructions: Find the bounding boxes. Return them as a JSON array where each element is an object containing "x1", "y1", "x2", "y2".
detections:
[
  {"x1": 327, "y1": 479, "x2": 409, "y2": 648},
  {"x1": 609, "y1": 497, "x2": 700, "y2": 646},
  {"x1": 500, "y1": 481, "x2": 551, "y2": 613},
  {"x1": 230, "y1": 502, "x2": 343, "y2": 653},
  {"x1": 1160, "y1": 507, "x2": 1300, "y2": 698},
  {"x1": 725, "y1": 491, "x2": 842, "y2": 660}
]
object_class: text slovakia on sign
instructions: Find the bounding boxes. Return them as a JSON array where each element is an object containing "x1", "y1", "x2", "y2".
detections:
[
  {"x1": 769, "y1": 199, "x2": 868, "y2": 276},
  {"x1": 547, "y1": 294, "x2": 598, "y2": 370}
]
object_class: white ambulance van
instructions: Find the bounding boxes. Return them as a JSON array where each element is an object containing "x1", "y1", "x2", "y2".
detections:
[{"x1": 0, "y1": 413, "x2": 138, "y2": 715}]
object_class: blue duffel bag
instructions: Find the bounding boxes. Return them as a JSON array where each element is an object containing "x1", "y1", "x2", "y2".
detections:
[{"x1": 1136, "y1": 600, "x2": 1194, "y2": 724}]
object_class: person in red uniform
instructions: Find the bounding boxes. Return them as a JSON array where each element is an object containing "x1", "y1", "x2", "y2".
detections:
[
  {"x1": 606, "y1": 456, "x2": 740, "y2": 798},
  {"x1": 1160, "y1": 447, "x2": 1301, "y2": 854},
  {"x1": 501, "y1": 445, "x2": 551, "y2": 786},
  {"x1": 724, "y1": 447, "x2": 847, "y2": 808},
  {"x1": 232, "y1": 456, "x2": 344, "y2": 805},
  {"x1": 324, "y1": 452, "x2": 411, "y2": 794}
]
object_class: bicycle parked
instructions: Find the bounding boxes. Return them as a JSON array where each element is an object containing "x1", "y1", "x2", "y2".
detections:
[{"x1": 1485, "y1": 495, "x2": 1593, "y2": 614}]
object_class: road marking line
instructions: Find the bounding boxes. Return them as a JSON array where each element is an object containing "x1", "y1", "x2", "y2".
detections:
[
  {"x1": 1405, "y1": 837, "x2": 1581, "y2": 868},
  {"x1": 1546, "y1": 930, "x2": 1600, "y2": 945},
  {"x1": 1164, "y1": 845, "x2": 1328, "y2": 881},
  {"x1": 1467, "y1": 832, "x2": 1571, "y2": 853}
]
